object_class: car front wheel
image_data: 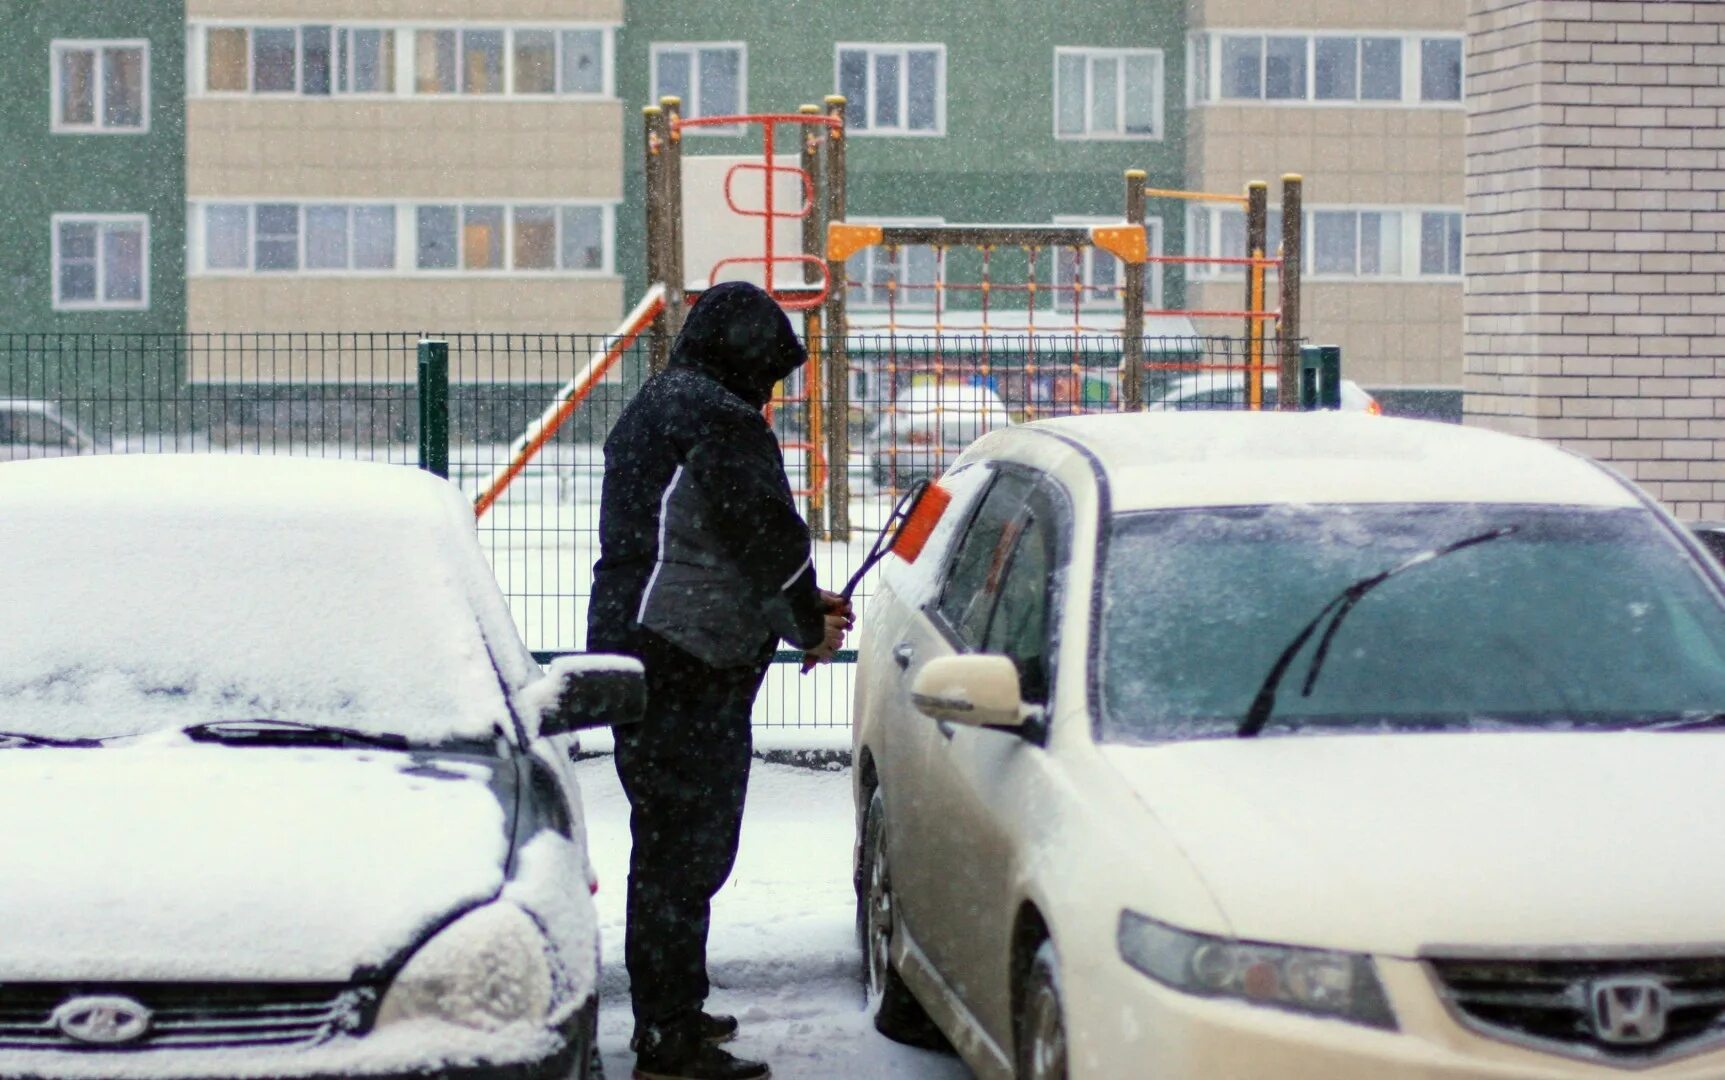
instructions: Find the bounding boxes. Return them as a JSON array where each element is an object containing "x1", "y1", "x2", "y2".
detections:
[
  {"x1": 859, "y1": 787, "x2": 946, "y2": 1048},
  {"x1": 1016, "y1": 941, "x2": 1067, "y2": 1080}
]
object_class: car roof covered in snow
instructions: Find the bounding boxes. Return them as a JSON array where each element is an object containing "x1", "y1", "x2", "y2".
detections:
[
  {"x1": 1021, "y1": 412, "x2": 1640, "y2": 512},
  {"x1": 0, "y1": 455, "x2": 536, "y2": 743}
]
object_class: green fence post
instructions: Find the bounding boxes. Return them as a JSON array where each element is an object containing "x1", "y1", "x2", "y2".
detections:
[
  {"x1": 417, "y1": 339, "x2": 449, "y2": 478},
  {"x1": 1299, "y1": 344, "x2": 1321, "y2": 410},
  {"x1": 1319, "y1": 344, "x2": 1342, "y2": 410}
]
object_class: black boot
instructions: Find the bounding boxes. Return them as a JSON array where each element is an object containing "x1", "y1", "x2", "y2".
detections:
[
  {"x1": 632, "y1": 1024, "x2": 768, "y2": 1080},
  {"x1": 631, "y1": 1012, "x2": 738, "y2": 1051}
]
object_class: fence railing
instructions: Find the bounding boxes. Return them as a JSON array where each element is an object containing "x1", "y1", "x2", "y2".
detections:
[{"x1": 0, "y1": 330, "x2": 1306, "y2": 732}]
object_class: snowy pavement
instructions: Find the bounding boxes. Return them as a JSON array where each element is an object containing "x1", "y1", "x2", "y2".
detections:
[{"x1": 575, "y1": 758, "x2": 971, "y2": 1079}]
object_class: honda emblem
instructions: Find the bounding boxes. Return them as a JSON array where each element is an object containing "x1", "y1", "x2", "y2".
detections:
[{"x1": 1588, "y1": 977, "x2": 1671, "y2": 1046}]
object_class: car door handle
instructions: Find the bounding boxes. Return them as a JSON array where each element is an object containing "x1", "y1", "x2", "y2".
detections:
[{"x1": 893, "y1": 642, "x2": 916, "y2": 669}]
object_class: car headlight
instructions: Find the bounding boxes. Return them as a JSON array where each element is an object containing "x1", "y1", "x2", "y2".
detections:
[
  {"x1": 1116, "y1": 911, "x2": 1396, "y2": 1029},
  {"x1": 376, "y1": 902, "x2": 553, "y2": 1032}
]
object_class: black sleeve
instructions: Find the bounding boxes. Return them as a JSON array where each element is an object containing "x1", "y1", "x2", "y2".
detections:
[{"x1": 683, "y1": 405, "x2": 829, "y2": 649}]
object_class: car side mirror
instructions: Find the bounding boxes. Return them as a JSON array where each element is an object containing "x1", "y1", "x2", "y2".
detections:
[
  {"x1": 526, "y1": 655, "x2": 646, "y2": 738},
  {"x1": 911, "y1": 654, "x2": 1026, "y2": 732}
]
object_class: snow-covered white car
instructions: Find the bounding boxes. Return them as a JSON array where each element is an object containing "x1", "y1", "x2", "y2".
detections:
[
  {"x1": 866, "y1": 380, "x2": 1013, "y2": 491},
  {"x1": 852, "y1": 411, "x2": 1725, "y2": 1079},
  {"x1": 1147, "y1": 371, "x2": 1381, "y2": 413},
  {"x1": 0, "y1": 455, "x2": 639, "y2": 1080}
]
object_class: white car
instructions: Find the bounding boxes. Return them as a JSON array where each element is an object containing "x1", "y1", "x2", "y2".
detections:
[
  {"x1": 0, "y1": 455, "x2": 638, "y2": 1080},
  {"x1": 852, "y1": 411, "x2": 1725, "y2": 1079},
  {"x1": 866, "y1": 380, "x2": 1013, "y2": 491},
  {"x1": 0, "y1": 400, "x2": 95, "y2": 461},
  {"x1": 1149, "y1": 371, "x2": 1382, "y2": 413}
]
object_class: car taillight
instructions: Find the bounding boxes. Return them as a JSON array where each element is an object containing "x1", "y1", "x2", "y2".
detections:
[
  {"x1": 907, "y1": 430, "x2": 936, "y2": 446},
  {"x1": 1366, "y1": 399, "x2": 1383, "y2": 416}
]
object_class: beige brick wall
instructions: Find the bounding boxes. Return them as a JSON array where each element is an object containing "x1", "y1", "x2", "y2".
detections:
[
  {"x1": 1464, "y1": 0, "x2": 1725, "y2": 517},
  {"x1": 187, "y1": 100, "x2": 622, "y2": 201}
]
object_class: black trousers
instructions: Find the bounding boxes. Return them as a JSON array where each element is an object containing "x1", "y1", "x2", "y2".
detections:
[{"x1": 612, "y1": 630, "x2": 771, "y2": 1037}]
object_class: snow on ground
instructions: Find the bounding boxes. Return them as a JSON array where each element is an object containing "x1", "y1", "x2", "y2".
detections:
[{"x1": 575, "y1": 757, "x2": 972, "y2": 1079}]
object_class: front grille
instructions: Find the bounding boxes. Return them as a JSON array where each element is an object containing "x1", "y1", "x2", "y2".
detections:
[
  {"x1": 0, "y1": 983, "x2": 375, "y2": 1051},
  {"x1": 1429, "y1": 955, "x2": 1725, "y2": 1062}
]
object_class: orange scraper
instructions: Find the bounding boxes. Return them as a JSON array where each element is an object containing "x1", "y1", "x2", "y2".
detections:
[{"x1": 801, "y1": 478, "x2": 952, "y2": 672}]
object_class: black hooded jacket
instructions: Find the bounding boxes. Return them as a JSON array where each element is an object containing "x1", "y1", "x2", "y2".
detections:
[{"x1": 587, "y1": 282, "x2": 828, "y2": 667}]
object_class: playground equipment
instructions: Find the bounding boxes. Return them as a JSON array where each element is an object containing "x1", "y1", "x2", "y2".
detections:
[{"x1": 479, "y1": 91, "x2": 1310, "y2": 539}]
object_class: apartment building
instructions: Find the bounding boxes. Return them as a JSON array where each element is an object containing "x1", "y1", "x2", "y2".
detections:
[
  {"x1": 183, "y1": 0, "x2": 625, "y2": 342},
  {"x1": 0, "y1": 0, "x2": 185, "y2": 334},
  {"x1": 1184, "y1": 0, "x2": 1469, "y2": 416},
  {"x1": 617, "y1": 0, "x2": 1189, "y2": 319}
]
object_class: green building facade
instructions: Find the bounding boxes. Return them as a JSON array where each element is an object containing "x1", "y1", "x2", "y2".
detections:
[
  {"x1": 0, "y1": 0, "x2": 185, "y2": 336},
  {"x1": 616, "y1": 1, "x2": 1188, "y2": 316}
]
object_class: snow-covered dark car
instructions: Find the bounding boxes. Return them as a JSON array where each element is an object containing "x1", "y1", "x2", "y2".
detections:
[{"x1": 0, "y1": 455, "x2": 637, "y2": 1080}]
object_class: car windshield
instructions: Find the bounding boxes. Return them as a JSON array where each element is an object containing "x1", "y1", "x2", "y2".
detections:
[
  {"x1": 1098, "y1": 503, "x2": 1725, "y2": 742},
  {"x1": 0, "y1": 501, "x2": 515, "y2": 745}
]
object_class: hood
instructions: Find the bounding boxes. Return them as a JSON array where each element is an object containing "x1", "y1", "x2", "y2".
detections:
[
  {"x1": 1103, "y1": 733, "x2": 1725, "y2": 957},
  {"x1": 670, "y1": 281, "x2": 807, "y2": 408},
  {"x1": 0, "y1": 745, "x2": 513, "y2": 980}
]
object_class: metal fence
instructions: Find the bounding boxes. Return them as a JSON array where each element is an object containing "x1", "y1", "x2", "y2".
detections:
[{"x1": 0, "y1": 330, "x2": 1297, "y2": 734}]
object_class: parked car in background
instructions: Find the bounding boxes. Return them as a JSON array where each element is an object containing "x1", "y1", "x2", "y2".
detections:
[
  {"x1": 0, "y1": 455, "x2": 636, "y2": 1080},
  {"x1": 1148, "y1": 372, "x2": 1382, "y2": 414},
  {"x1": 0, "y1": 400, "x2": 94, "y2": 461},
  {"x1": 866, "y1": 379, "x2": 1013, "y2": 490},
  {"x1": 853, "y1": 411, "x2": 1725, "y2": 1079}
]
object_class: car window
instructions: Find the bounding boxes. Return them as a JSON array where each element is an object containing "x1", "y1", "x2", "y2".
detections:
[
  {"x1": 981, "y1": 512, "x2": 1054, "y2": 703},
  {"x1": 6, "y1": 412, "x2": 72, "y2": 446},
  {"x1": 936, "y1": 472, "x2": 1034, "y2": 645}
]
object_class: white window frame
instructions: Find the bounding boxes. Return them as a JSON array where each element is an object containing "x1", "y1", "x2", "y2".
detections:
[
  {"x1": 50, "y1": 40, "x2": 150, "y2": 134},
  {"x1": 834, "y1": 43, "x2": 947, "y2": 137},
  {"x1": 188, "y1": 200, "x2": 616, "y2": 277},
  {"x1": 186, "y1": 22, "x2": 617, "y2": 100},
  {"x1": 650, "y1": 42, "x2": 747, "y2": 134},
  {"x1": 1185, "y1": 203, "x2": 1463, "y2": 282},
  {"x1": 1050, "y1": 215, "x2": 1165, "y2": 310},
  {"x1": 51, "y1": 213, "x2": 150, "y2": 311},
  {"x1": 1052, "y1": 47, "x2": 1164, "y2": 141},
  {"x1": 1186, "y1": 31, "x2": 1465, "y2": 109},
  {"x1": 844, "y1": 216, "x2": 945, "y2": 310}
]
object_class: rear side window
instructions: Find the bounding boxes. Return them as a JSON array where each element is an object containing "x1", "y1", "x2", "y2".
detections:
[
  {"x1": 982, "y1": 513, "x2": 1054, "y2": 702},
  {"x1": 936, "y1": 472, "x2": 1033, "y2": 644}
]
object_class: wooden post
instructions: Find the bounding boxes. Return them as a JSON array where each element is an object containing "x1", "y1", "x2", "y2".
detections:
[
  {"x1": 643, "y1": 105, "x2": 668, "y2": 373},
  {"x1": 1121, "y1": 170, "x2": 1147, "y2": 411},
  {"x1": 800, "y1": 103, "x2": 826, "y2": 537},
  {"x1": 1245, "y1": 180, "x2": 1269, "y2": 410},
  {"x1": 823, "y1": 95, "x2": 851, "y2": 542},
  {"x1": 1277, "y1": 174, "x2": 1304, "y2": 410},
  {"x1": 661, "y1": 97, "x2": 687, "y2": 341}
]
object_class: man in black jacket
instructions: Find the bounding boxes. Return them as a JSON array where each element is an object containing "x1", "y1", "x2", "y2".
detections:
[{"x1": 589, "y1": 282, "x2": 848, "y2": 1080}]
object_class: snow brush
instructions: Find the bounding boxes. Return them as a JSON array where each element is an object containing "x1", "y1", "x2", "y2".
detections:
[{"x1": 801, "y1": 478, "x2": 953, "y2": 673}]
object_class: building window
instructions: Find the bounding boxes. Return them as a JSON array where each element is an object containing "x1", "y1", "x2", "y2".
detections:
[
  {"x1": 1054, "y1": 48, "x2": 1163, "y2": 139},
  {"x1": 193, "y1": 24, "x2": 611, "y2": 98},
  {"x1": 194, "y1": 202, "x2": 611, "y2": 275},
  {"x1": 1420, "y1": 211, "x2": 1463, "y2": 275},
  {"x1": 52, "y1": 214, "x2": 148, "y2": 310},
  {"x1": 836, "y1": 44, "x2": 944, "y2": 135},
  {"x1": 1190, "y1": 32, "x2": 1463, "y2": 107},
  {"x1": 844, "y1": 219, "x2": 944, "y2": 308},
  {"x1": 1420, "y1": 37, "x2": 1464, "y2": 102},
  {"x1": 652, "y1": 43, "x2": 746, "y2": 130},
  {"x1": 1188, "y1": 205, "x2": 1460, "y2": 281},
  {"x1": 52, "y1": 41, "x2": 148, "y2": 132},
  {"x1": 1052, "y1": 217, "x2": 1165, "y2": 309}
]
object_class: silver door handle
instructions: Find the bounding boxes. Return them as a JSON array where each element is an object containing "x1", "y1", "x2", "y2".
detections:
[{"x1": 893, "y1": 642, "x2": 916, "y2": 669}]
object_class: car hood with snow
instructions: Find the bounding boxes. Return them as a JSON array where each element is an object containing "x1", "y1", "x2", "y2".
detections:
[
  {"x1": 1104, "y1": 733, "x2": 1725, "y2": 958},
  {"x1": 0, "y1": 745, "x2": 512, "y2": 981}
]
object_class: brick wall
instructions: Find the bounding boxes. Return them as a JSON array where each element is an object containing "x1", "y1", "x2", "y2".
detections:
[{"x1": 1464, "y1": 0, "x2": 1725, "y2": 518}]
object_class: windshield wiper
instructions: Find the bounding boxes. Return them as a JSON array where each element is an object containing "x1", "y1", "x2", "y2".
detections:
[
  {"x1": 184, "y1": 719, "x2": 411, "y2": 751},
  {"x1": 1617, "y1": 713, "x2": 1725, "y2": 732},
  {"x1": 1238, "y1": 526, "x2": 1519, "y2": 739},
  {"x1": 0, "y1": 730, "x2": 106, "y2": 749}
]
